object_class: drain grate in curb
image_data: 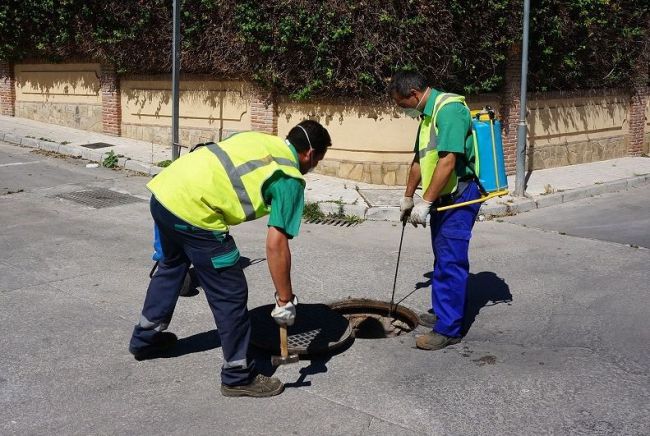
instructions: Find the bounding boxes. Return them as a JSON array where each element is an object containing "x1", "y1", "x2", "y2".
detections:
[
  {"x1": 304, "y1": 218, "x2": 359, "y2": 227},
  {"x1": 55, "y1": 188, "x2": 145, "y2": 209},
  {"x1": 80, "y1": 142, "x2": 114, "y2": 149}
]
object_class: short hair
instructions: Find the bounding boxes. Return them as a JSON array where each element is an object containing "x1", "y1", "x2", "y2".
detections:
[
  {"x1": 388, "y1": 71, "x2": 428, "y2": 98},
  {"x1": 287, "y1": 120, "x2": 331, "y2": 154}
]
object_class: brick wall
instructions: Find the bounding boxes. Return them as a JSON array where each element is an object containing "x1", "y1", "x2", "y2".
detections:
[
  {"x1": 100, "y1": 64, "x2": 121, "y2": 136},
  {"x1": 250, "y1": 90, "x2": 277, "y2": 134},
  {"x1": 628, "y1": 85, "x2": 648, "y2": 157},
  {"x1": 0, "y1": 62, "x2": 15, "y2": 117},
  {"x1": 499, "y1": 45, "x2": 522, "y2": 175}
]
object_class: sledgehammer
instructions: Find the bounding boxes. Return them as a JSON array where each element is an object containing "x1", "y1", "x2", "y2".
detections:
[{"x1": 271, "y1": 325, "x2": 299, "y2": 366}]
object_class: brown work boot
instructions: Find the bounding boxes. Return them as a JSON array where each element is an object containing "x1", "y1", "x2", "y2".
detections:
[
  {"x1": 221, "y1": 374, "x2": 284, "y2": 398},
  {"x1": 415, "y1": 332, "x2": 461, "y2": 350},
  {"x1": 418, "y1": 310, "x2": 438, "y2": 328}
]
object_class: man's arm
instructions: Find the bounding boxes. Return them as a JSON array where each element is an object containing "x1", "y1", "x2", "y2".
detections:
[
  {"x1": 266, "y1": 226, "x2": 293, "y2": 305},
  {"x1": 421, "y1": 152, "x2": 456, "y2": 203},
  {"x1": 405, "y1": 155, "x2": 422, "y2": 198}
]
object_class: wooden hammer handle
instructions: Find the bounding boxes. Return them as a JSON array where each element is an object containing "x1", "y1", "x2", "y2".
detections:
[{"x1": 279, "y1": 325, "x2": 288, "y2": 358}]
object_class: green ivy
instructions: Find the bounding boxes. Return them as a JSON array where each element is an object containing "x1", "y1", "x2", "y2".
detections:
[{"x1": 1, "y1": 1, "x2": 647, "y2": 99}]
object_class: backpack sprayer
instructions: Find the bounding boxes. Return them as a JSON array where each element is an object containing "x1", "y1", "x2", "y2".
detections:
[{"x1": 435, "y1": 106, "x2": 509, "y2": 212}]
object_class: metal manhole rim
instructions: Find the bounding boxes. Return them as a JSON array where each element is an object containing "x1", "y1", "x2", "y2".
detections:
[{"x1": 328, "y1": 298, "x2": 420, "y2": 338}]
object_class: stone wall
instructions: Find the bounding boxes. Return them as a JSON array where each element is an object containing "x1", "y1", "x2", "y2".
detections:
[
  {"x1": 13, "y1": 63, "x2": 103, "y2": 132},
  {"x1": 120, "y1": 76, "x2": 251, "y2": 147},
  {"x1": 5, "y1": 61, "x2": 648, "y2": 185},
  {"x1": 15, "y1": 101, "x2": 103, "y2": 132},
  {"x1": 525, "y1": 89, "x2": 630, "y2": 170},
  {"x1": 121, "y1": 123, "x2": 242, "y2": 147}
]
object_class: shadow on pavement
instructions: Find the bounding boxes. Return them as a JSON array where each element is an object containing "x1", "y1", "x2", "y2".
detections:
[
  {"x1": 252, "y1": 335, "x2": 355, "y2": 388},
  {"x1": 462, "y1": 272, "x2": 512, "y2": 335},
  {"x1": 239, "y1": 256, "x2": 266, "y2": 269},
  {"x1": 155, "y1": 329, "x2": 222, "y2": 359}
]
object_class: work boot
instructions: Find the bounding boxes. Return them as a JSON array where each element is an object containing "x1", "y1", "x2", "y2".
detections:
[
  {"x1": 221, "y1": 374, "x2": 284, "y2": 398},
  {"x1": 415, "y1": 332, "x2": 460, "y2": 351},
  {"x1": 418, "y1": 310, "x2": 438, "y2": 328},
  {"x1": 129, "y1": 332, "x2": 178, "y2": 361}
]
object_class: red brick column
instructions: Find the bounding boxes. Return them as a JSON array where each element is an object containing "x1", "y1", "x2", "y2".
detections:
[
  {"x1": 500, "y1": 45, "x2": 522, "y2": 174},
  {"x1": 0, "y1": 62, "x2": 16, "y2": 117},
  {"x1": 628, "y1": 85, "x2": 648, "y2": 157},
  {"x1": 250, "y1": 89, "x2": 277, "y2": 134},
  {"x1": 100, "y1": 64, "x2": 121, "y2": 136}
]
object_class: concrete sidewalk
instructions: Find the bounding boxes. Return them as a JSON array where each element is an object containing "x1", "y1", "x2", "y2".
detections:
[{"x1": 2, "y1": 115, "x2": 649, "y2": 221}]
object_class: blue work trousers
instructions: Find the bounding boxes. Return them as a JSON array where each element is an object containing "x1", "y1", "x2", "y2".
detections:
[
  {"x1": 430, "y1": 181, "x2": 481, "y2": 338},
  {"x1": 130, "y1": 197, "x2": 254, "y2": 386}
]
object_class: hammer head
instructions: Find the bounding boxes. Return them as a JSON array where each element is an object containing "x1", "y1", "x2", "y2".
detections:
[{"x1": 271, "y1": 353, "x2": 299, "y2": 366}]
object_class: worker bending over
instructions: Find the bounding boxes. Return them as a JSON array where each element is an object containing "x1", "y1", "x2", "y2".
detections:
[{"x1": 129, "y1": 121, "x2": 331, "y2": 397}]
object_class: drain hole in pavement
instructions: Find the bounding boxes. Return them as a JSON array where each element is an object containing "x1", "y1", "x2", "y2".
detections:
[{"x1": 329, "y1": 298, "x2": 418, "y2": 339}]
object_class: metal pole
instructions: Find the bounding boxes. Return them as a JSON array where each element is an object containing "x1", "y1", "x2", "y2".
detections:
[
  {"x1": 171, "y1": 0, "x2": 181, "y2": 160},
  {"x1": 514, "y1": 0, "x2": 530, "y2": 197}
]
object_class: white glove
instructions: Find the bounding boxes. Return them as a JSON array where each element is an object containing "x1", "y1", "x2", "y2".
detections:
[
  {"x1": 399, "y1": 196, "x2": 414, "y2": 223},
  {"x1": 271, "y1": 293, "x2": 298, "y2": 326},
  {"x1": 409, "y1": 200, "x2": 433, "y2": 228}
]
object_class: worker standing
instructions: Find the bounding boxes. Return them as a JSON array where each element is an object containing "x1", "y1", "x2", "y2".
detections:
[
  {"x1": 128, "y1": 120, "x2": 331, "y2": 397},
  {"x1": 389, "y1": 72, "x2": 482, "y2": 351}
]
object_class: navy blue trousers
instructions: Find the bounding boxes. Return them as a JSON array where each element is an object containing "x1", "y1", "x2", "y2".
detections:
[
  {"x1": 130, "y1": 197, "x2": 254, "y2": 386},
  {"x1": 430, "y1": 181, "x2": 481, "y2": 338}
]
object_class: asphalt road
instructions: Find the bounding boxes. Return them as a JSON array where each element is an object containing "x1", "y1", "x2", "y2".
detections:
[
  {"x1": 1, "y1": 141, "x2": 649, "y2": 435},
  {"x1": 506, "y1": 188, "x2": 650, "y2": 249}
]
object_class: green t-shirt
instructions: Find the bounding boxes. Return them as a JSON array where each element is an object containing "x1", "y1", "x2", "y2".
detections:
[
  {"x1": 414, "y1": 88, "x2": 475, "y2": 179},
  {"x1": 261, "y1": 144, "x2": 304, "y2": 238}
]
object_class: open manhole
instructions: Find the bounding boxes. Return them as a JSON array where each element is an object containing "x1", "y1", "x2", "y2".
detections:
[
  {"x1": 250, "y1": 303, "x2": 353, "y2": 356},
  {"x1": 329, "y1": 298, "x2": 418, "y2": 338}
]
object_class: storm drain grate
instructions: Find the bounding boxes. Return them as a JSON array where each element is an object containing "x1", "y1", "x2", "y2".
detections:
[
  {"x1": 80, "y1": 142, "x2": 114, "y2": 149},
  {"x1": 304, "y1": 218, "x2": 359, "y2": 227},
  {"x1": 55, "y1": 188, "x2": 145, "y2": 209}
]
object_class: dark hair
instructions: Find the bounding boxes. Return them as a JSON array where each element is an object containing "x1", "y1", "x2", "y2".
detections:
[
  {"x1": 388, "y1": 71, "x2": 428, "y2": 97},
  {"x1": 286, "y1": 120, "x2": 331, "y2": 154}
]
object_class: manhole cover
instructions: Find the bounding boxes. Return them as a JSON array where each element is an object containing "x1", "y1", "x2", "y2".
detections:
[
  {"x1": 81, "y1": 142, "x2": 114, "y2": 149},
  {"x1": 329, "y1": 298, "x2": 418, "y2": 338},
  {"x1": 250, "y1": 303, "x2": 352, "y2": 355},
  {"x1": 55, "y1": 188, "x2": 145, "y2": 209}
]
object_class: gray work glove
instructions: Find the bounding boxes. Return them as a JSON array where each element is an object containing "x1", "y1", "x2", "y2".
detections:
[
  {"x1": 399, "y1": 196, "x2": 414, "y2": 223},
  {"x1": 409, "y1": 200, "x2": 433, "y2": 228},
  {"x1": 271, "y1": 293, "x2": 298, "y2": 326}
]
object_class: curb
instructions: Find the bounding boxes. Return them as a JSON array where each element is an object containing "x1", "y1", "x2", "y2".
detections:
[
  {"x1": 480, "y1": 174, "x2": 650, "y2": 219},
  {"x1": 1, "y1": 131, "x2": 161, "y2": 176}
]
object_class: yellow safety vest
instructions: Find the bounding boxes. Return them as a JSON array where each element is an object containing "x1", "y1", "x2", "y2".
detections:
[
  {"x1": 148, "y1": 132, "x2": 305, "y2": 232},
  {"x1": 418, "y1": 92, "x2": 468, "y2": 194}
]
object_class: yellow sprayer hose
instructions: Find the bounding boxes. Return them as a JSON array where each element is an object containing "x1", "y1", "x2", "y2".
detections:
[{"x1": 435, "y1": 189, "x2": 509, "y2": 212}]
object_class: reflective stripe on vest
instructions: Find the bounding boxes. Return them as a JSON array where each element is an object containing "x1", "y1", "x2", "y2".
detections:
[
  {"x1": 206, "y1": 142, "x2": 257, "y2": 221},
  {"x1": 418, "y1": 93, "x2": 467, "y2": 194},
  {"x1": 146, "y1": 132, "x2": 304, "y2": 232}
]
